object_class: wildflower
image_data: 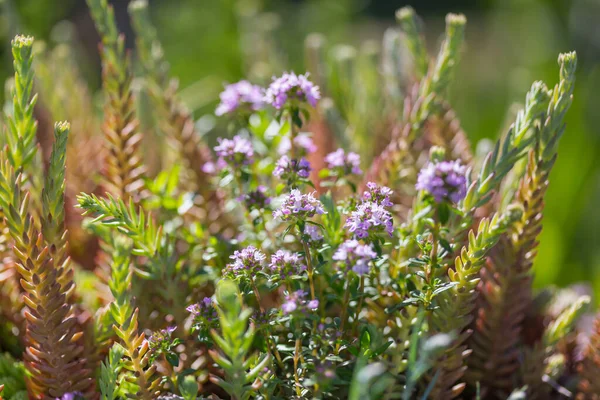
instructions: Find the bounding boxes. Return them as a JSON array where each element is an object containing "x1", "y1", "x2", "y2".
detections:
[
  {"x1": 56, "y1": 393, "x2": 84, "y2": 400},
  {"x1": 269, "y1": 250, "x2": 306, "y2": 279},
  {"x1": 265, "y1": 72, "x2": 321, "y2": 109},
  {"x1": 187, "y1": 297, "x2": 218, "y2": 326},
  {"x1": 416, "y1": 160, "x2": 467, "y2": 203},
  {"x1": 273, "y1": 189, "x2": 325, "y2": 222},
  {"x1": 345, "y1": 202, "x2": 394, "y2": 239},
  {"x1": 215, "y1": 80, "x2": 264, "y2": 116},
  {"x1": 148, "y1": 326, "x2": 177, "y2": 356},
  {"x1": 273, "y1": 155, "x2": 311, "y2": 181},
  {"x1": 278, "y1": 134, "x2": 317, "y2": 155},
  {"x1": 333, "y1": 239, "x2": 377, "y2": 276},
  {"x1": 363, "y1": 182, "x2": 393, "y2": 208},
  {"x1": 213, "y1": 135, "x2": 254, "y2": 169},
  {"x1": 281, "y1": 290, "x2": 319, "y2": 314},
  {"x1": 223, "y1": 245, "x2": 266, "y2": 278},
  {"x1": 325, "y1": 148, "x2": 362, "y2": 175},
  {"x1": 305, "y1": 224, "x2": 324, "y2": 242},
  {"x1": 240, "y1": 186, "x2": 271, "y2": 210}
]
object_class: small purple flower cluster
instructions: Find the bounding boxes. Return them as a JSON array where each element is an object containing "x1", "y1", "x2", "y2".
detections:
[
  {"x1": 56, "y1": 393, "x2": 84, "y2": 400},
  {"x1": 211, "y1": 135, "x2": 254, "y2": 171},
  {"x1": 345, "y1": 182, "x2": 394, "y2": 239},
  {"x1": 223, "y1": 245, "x2": 266, "y2": 278},
  {"x1": 215, "y1": 80, "x2": 264, "y2": 116},
  {"x1": 273, "y1": 156, "x2": 312, "y2": 181},
  {"x1": 363, "y1": 181, "x2": 394, "y2": 207},
  {"x1": 265, "y1": 72, "x2": 321, "y2": 109},
  {"x1": 187, "y1": 297, "x2": 218, "y2": 326},
  {"x1": 416, "y1": 160, "x2": 468, "y2": 203},
  {"x1": 325, "y1": 148, "x2": 362, "y2": 175},
  {"x1": 281, "y1": 290, "x2": 319, "y2": 314},
  {"x1": 269, "y1": 250, "x2": 306, "y2": 279},
  {"x1": 148, "y1": 326, "x2": 176, "y2": 354},
  {"x1": 304, "y1": 224, "x2": 324, "y2": 243},
  {"x1": 333, "y1": 239, "x2": 377, "y2": 276},
  {"x1": 273, "y1": 189, "x2": 325, "y2": 222},
  {"x1": 240, "y1": 185, "x2": 271, "y2": 210},
  {"x1": 278, "y1": 134, "x2": 317, "y2": 155}
]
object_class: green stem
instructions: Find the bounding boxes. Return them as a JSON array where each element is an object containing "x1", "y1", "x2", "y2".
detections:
[
  {"x1": 250, "y1": 277, "x2": 264, "y2": 313},
  {"x1": 302, "y1": 240, "x2": 316, "y2": 300},
  {"x1": 294, "y1": 337, "x2": 302, "y2": 396},
  {"x1": 353, "y1": 276, "x2": 365, "y2": 335},
  {"x1": 335, "y1": 281, "x2": 351, "y2": 355},
  {"x1": 289, "y1": 113, "x2": 297, "y2": 159}
]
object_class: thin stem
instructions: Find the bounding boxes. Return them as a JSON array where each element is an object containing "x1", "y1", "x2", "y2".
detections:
[
  {"x1": 266, "y1": 335, "x2": 285, "y2": 371},
  {"x1": 289, "y1": 113, "x2": 297, "y2": 159},
  {"x1": 335, "y1": 281, "x2": 351, "y2": 355},
  {"x1": 250, "y1": 277, "x2": 264, "y2": 313},
  {"x1": 294, "y1": 337, "x2": 302, "y2": 396},
  {"x1": 353, "y1": 276, "x2": 365, "y2": 336},
  {"x1": 302, "y1": 239, "x2": 316, "y2": 300}
]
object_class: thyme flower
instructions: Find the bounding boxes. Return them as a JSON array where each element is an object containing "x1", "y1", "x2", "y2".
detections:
[
  {"x1": 272, "y1": 189, "x2": 325, "y2": 222},
  {"x1": 416, "y1": 160, "x2": 467, "y2": 203},
  {"x1": 265, "y1": 72, "x2": 321, "y2": 109},
  {"x1": 215, "y1": 80, "x2": 264, "y2": 116},
  {"x1": 325, "y1": 148, "x2": 362, "y2": 175}
]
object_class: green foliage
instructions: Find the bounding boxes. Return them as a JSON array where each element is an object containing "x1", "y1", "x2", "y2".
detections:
[
  {"x1": 5, "y1": 35, "x2": 38, "y2": 176},
  {"x1": 209, "y1": 280, "x2": 270, "y2": 400},
  {"x1": 0, "y1": 353, "x2": 27, "y2": 400},
  {"x1": 0, "y1": 4, "x2": 595, "y2": 400}
]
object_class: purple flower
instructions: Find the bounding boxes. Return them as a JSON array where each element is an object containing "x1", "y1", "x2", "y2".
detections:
[
  {"x1": 216, "y1": 80, "x2": 264, "y2": 116},
  {"x1": 278, "y1": 134, "x2": 317, "y2": 155},
  {"x1": 416, "y1": 160, "x2": 467, "y2": 203},
  {"x1": 265, "y1": 72, "x2": 321, "y2": 109},
  {"x1": 363, "y1": 182, "x2": 393, "y2": 208},
  {"x1": 333, "y1": 239, "x2": 377, "y2": 276},
  {"x1": 345, "y1": 201, "x2": 394, "y2": 239},
  {"x1": 269, "y1": 250, "x2": 306, "y2": 279},
  {"x1": 187, "y1": 297, "x2": 218, "y2": 325},
  {"x1": 273, "y1": 189, "x2": 326, "y2": 221},
  {"x1": 223, "y1": 245, "x2": 266, "y2": 278},
  {"x1": 325, "y1": 148, "x2": 362, "y2": 175},
  {"x1": 241, "y1": 186, "x2": 271, "y2": 210},
  {"x1": 281, "y1": 290, "x2": 318, "y2": 314},
  {"x1": 213, "y1": 135, "x2": 254, "y2": 170},
  {"x1": 56, "y1": 393, "x2": 84, "y2": 400},
  {"x1": 148, "y1": 326, "x2": 177, "y2": 354},
  {"x1": 305, "y1": 224, "x2": 324, "y2": 242},
  {"x1": 274, "y1": 156, "x2": 312, "y2": 181}
]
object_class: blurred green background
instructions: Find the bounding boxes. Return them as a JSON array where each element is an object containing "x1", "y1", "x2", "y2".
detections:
[{"x1": 1, "y1": 0, "x2": 598, "y2": 295}]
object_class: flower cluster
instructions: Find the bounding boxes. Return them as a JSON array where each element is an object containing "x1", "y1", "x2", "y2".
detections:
[
  {"x1": 273, "y1": 189, "x2": 325, "y2": 222},
  {"x1": 148, "y1": 326, "x2": 177, "y2": 357},
  {"x1": 333, "y1": 240, "x2": 377, "y2": 276},
  {"x1": 268, "y1": 250, "x2": 306, "y2": 279},
  {"x1": 416, "y1": 160, "x2": 468, "y2": 203},
  {"x1": 363, "y1": 182, "x2": 394, "y2": 207},
  {"x1": 325, "y1": 148, "x2": 362, "y2": 176},
  {"x1": 215, "y1": 80, "x2": 264, "y2": 116},
  {"x1": 240, "y1": 186, "x2": 271, "y2": 210},
  {"x1": 209, "y1": 135, "x2": 254, "y2": 171},
  {"x1": 56, "y1": 393, "x2": 84, "y2": 400},
  {"x1": 278, "y1": 134, "x2": 317, "y2": 155},
  {"x1": 265, "y1": 72, "x2": 321, "y2": 109},
  {"x1": 187, "y1": 297, "x2": 218, "y2": 326},
  {"x1": 281, "y1": 290, "x2": 319, "y2": 314},
  {"x1": 345, "y1": 201, "x2": 393, "y2": 239},
  {"x1": 223, "y1": 245, "x2": 266, "y2": 278},
  {"x1": 273, "y1": 156, "x2": 311, "y2": 182},
  {"x1": 304, "y1": 224, "x2": 324, "y2": 243}
]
